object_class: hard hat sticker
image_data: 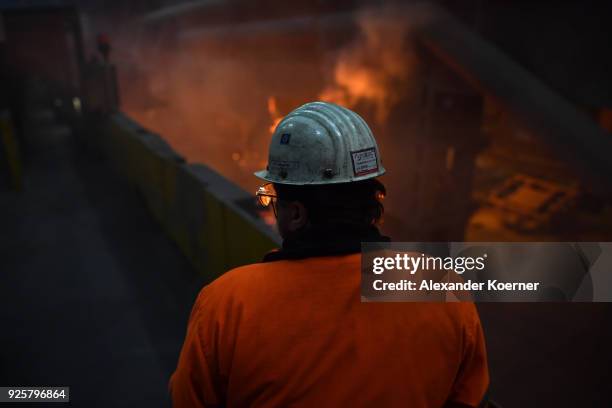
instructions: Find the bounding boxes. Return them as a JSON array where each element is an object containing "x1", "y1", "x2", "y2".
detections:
[
  {"x1": 351, "y1": 148, "x2": 379, "y2": 176},
  {"x1": 280, "y1": 133, "x2": 291, "y2": 144}
]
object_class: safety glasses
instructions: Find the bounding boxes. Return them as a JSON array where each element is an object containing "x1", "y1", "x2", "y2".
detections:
[{"x1": 256, "y1": 183, "x2": 278, "y2": 216}]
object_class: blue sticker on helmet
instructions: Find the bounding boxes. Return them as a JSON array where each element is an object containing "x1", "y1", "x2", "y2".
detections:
[{"x1": 280, "y1": 133, "x2": 291, "y2": 145}]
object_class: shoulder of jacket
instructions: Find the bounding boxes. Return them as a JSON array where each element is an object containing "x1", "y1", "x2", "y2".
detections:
[{"x1": 455, "y1": 302, "x2": 482, "y2": 342}]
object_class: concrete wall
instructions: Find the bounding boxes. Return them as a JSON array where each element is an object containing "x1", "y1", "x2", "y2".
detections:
[{"x1": 88, "y1": 112, "x2": 280, "y2": 282}]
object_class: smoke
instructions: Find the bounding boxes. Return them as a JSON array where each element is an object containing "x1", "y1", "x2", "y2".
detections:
[
  {"x1": 112, "y1": 4, "x2": 420, "y2": 194},
  {"x1": 319, "y1": 7, "x2": 418, "y2": 123},
  {"x1": 119, "y1": 41, "x2": 285, "y2": 190}
]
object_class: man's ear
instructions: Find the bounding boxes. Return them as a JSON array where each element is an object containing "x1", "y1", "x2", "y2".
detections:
[{"x1": 288, "y1": 201, "x2": 308, "y2": 232}]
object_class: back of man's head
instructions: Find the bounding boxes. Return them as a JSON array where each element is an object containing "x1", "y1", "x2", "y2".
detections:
[{"x1": 274, "y1": 178, "x2": 386, "y2": 231}]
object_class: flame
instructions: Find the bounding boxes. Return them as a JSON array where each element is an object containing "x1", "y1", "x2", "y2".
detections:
[
  {"x1": 267, "y1": 96, "x2": 283, "y2": 133},
  {"x1": 319, "y1": 8, "x2": 416, "y2": 123}
]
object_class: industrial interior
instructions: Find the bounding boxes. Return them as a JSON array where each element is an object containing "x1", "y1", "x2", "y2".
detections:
[{"x1": 1, "y1": 1, "x2": 611, "y2": 407}]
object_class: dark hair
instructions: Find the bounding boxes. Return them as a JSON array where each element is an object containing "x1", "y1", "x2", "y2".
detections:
[{"x1": 274, "y1": 178, "x2": 386, "y2": 227}]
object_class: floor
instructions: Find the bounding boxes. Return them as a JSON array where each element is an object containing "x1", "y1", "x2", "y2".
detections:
[{"x1": 0, "y1": 108, "x2": 204, "y2": 407}]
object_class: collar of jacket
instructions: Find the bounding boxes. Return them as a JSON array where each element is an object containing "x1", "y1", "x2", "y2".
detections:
[{"x1": 262, "y1": 224, "x2": 390, "y2": 262}]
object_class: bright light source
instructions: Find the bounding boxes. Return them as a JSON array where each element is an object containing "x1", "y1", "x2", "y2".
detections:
[{"x1": 72, "y1": 97, "x2": 82, "y2": 113}]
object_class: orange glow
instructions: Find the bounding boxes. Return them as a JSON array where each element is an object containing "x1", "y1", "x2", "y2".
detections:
[
  {"x1": 318, "y1": 8, "x2": 417, "y2": 123},
  {"x1": 267, "y1": 96, "x2": 283, "y2": 133},
  {"x1": 258, "y1": 209, "x2": 277, "y2": 227}
]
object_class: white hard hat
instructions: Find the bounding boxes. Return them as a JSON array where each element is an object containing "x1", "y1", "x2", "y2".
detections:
[{"x1": 255, "y1": 101, "x2": 385, "y2": 185}]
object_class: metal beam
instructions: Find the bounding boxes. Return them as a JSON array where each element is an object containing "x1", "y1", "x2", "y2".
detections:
[{"x1": 413, "y1": 2, "x2": 612, "y2": 189}]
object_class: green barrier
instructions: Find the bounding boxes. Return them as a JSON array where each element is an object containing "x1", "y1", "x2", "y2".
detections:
[
  {"x1": 91, "y1": 113, "x2": 280, "y2": 282},
  {"x1": 187, "y1": 164, "x2": 279, "y2": 278},
  {"x1": 0, "y1": 110, "x2": 23, "y2": 191}
]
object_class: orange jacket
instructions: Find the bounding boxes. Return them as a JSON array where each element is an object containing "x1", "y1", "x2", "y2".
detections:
[{"x1": 170, "y1": 253, "x2": 489, "y2": 407}]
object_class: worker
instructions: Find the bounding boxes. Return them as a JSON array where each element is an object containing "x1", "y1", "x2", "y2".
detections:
[{"x1": 170, "y1": 101, "x2": 489, "y2": 407}]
